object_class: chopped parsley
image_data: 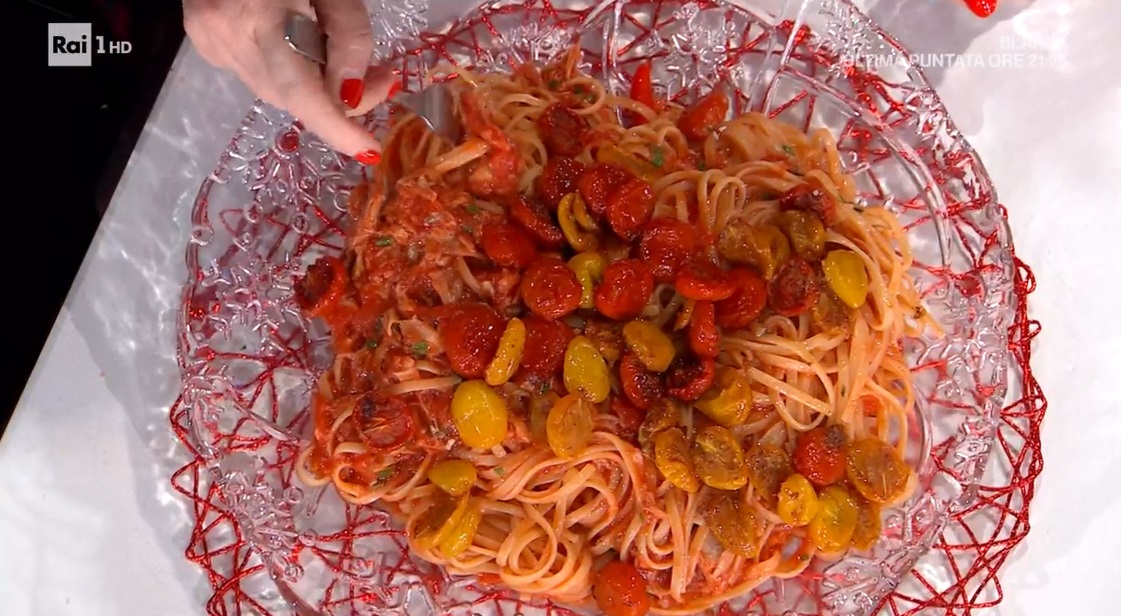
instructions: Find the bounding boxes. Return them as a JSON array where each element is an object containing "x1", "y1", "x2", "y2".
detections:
[
  {"x1": 782, "y1": 144, "x2": 796, "y2": 156},
  {"x1": 696, "y1": 159, "x2": 707, "y2": 171},
  {"x1": 494, "y1": 467, "x2": 507, "y2": 477},
  {"x1": 374, "y1": 236, "x2": 393, "y2": 247},
  {"x1": 461, "y1": 224, "x2": 475, "y2": 235},
  {"x1": 539, "y1": 381, "x2": 551, "y2": 394},
  {"x1": 547, "y1": 79, "x2": 560, "y2": 90},
  {"x1": 365, "y1": 339, "x2": 379, "y2": 350},
  {"x1": 650, "y1": 146, "x2": 664, "y2": 168},
  {"x1": 410, "y1": 341, "x2": 429, "y2": 358},
  {"x1": 466, "y1": 203, "x2": 480, "y2": 215},
  {"x1": 376, "y1": 467, "x2": 394, "y2": 483}
]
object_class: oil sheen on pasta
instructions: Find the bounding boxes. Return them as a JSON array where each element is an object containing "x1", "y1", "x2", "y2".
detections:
[{"x1": 293, "y1": 47, "x2": 937, "y2": 616}]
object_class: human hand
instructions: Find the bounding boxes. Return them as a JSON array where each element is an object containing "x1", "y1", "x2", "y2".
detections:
[{"x1": 184, "y1": 0, "x2": 396, "y2": 164}]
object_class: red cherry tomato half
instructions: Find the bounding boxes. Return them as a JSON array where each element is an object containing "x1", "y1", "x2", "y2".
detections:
[
  {"x1": 536, "y1": 155, "x2": 588, "y2": 211},
  {"x1": 714, "y1": 267, "x2": 768, "y2": 329},
  {"x1": 769, "y1": 258, "x2": 820, "y2": 317},
  {"x1": 537, "y1": 103, "x2": 590, "y2": 157},
  {"x1": 639, "y1": 217, "x2": 697, "y2": 283},
  {"x1": 593, "y1": 560, "x2": 652, "y2": 616},
  {"x1": 578, "y1": 163, "x2": 633, "y2": 219},
  {"x1": 517, "y1": 317, "x2": 576, "y2": 379},
  {"x1": 606, "y1": 178, "x2": 656, "y2": 242},
  {"x1": 438, "y1": 303, "x2": 506, "y2": 378},
  {"x1": 594, "y1": 259, "x2": 655, "y2": 321},
  {"x1": 688, "y1": 301, "x2": 720, "y2": 359},
  {"x1": 481, "y1": 221, "x2": 538, "y2": 268},
  {"x1": 508, "y1": 194, "x2": 565, "y2": 249},
  {"x1": 354, "y1": 394, "x2": 415, "y2": 450},
  {"x1": 677, "y1": 90, "x2": 730, "y2": 142},
  {"x1": 619, "y1": 352, "x2": 663, "y2": 410},
  {"x1": 675, "y1": 260, "x2": 736, "y2": 301},
  {"x1": 522, "y1": 258, "x2": 583, "y2": 320},
  {"x1": 664, "y1": 356, "x2": 717, "y2": 402}
]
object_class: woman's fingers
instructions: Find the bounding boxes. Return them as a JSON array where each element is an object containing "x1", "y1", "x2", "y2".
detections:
[
  {"x1": 345, "y1": 66, "x2": 400, "y2": 118},
  {"x1": 259, "y1": 24, "x2": 382, "y2": 162},
  {"x1": 314, "y1": 0, "x2": 376, "y2": 110}
]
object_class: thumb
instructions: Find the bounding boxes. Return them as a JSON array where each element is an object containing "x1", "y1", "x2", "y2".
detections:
[
  {"x1": 260, "y1": 22, "x2": 381, "y2": 162},
  {"x1": 314, "y1": 0, "x2": 375, "y2": 111}
]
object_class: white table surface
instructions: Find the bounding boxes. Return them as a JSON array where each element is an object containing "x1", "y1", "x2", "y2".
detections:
[{"x1": 2, "y1": 1, "x2": 1119, "y2": 614}]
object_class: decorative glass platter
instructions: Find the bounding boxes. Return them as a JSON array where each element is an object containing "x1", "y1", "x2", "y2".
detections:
[{"x1": 171, "y1": 1, "x2": 1035, "y2": 614}]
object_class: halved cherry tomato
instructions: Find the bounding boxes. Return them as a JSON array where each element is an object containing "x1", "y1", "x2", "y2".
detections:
[
  {"x1": 675, "y1": 260, "x2": 736, "y2": 301},
  {"x1": 619, "y1": 351, "x2": 663, "y2": 410},
  {"x1": 691, "y1": 425, "x2": 749, "y2": 490},
  {"x1": 606, "y1": 177, "x2": 656, "y2": 242},
  {"x1": 768, "y1": 258, "x2": 820, "y2": 317},
  {"x1": 779, "y1": 183, "x2": 839, "y2": 227},
  {"x1": 537, "y1": 103, "x2": 590, "y2": 157},
  {"x1": 594, "y1": 259, "x2": 655, "y2": 321},
  {"x1": 516, "y1": 317, "x2": 575, "y2": 379},
  {"x1": 610, "y1": 396, "x2": 646, "y2": 440},
  {"x1": 793, "y1": 425, "x2": 848, "y2": 487},
  {"x1": 744, "y1": 444, "x2": 794, "y2": 505},
  {"x1": 714, "y1": 267, "x2": 768, "y2": 329},
  {"x1": 536, "y1": 155, "x2": 588, "y2": 210},
  {"x1": 438, "y1": 303, "x2": 506, "y2": 379},
  {"x1": 546, "y1": 393, "x2": 595, "y2": 459},
  {"x1": 508, "y1": 194, "x2": 565, "y2": 249},
  {"x1": 688, "y1": 301, "x2": 720, "y2": 359},
  {"x1": 846, "y1": 437, "x2": 912, "y2": 504},
  {"x1": 654, "y1": 427, "x2": 699, "y2": 493},
  {"x1": 677, "y1": 90, "x2": 729, "y2": 142},
  {"x1": 480, "y1": 221, "x2": 538, "y2": 268},
  {"x1": 593, "y1": 560, "x2": 652, "y2": 616},
  {"x1": 664, "y1": 356, "x2": 716, "y2": 402},
  {"x1": 354, "y1": 394, "x2": 415, "y2": 450},
  {"x1": 295, "y1": 255, "x2": 348, "y2": 317},
  {"x1": 521, "y1": 258, "x2": 583, "y2": 320},
  {"x1": 702, "y1": 490, "x2": 759, "y2": 558},
  {"x1": 638, "y1": 217, "x2": 697, "y2": 283},
  {"x1": 578, "y1": 163, "x2": 632, "y2": 218}
]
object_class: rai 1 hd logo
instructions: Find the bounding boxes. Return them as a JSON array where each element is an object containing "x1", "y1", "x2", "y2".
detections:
[{"x1": 48, "y1": 23, "x2": 132, "y2": 67}]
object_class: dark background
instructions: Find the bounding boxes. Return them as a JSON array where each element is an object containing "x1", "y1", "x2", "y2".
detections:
[{"x1": 2, "y1": 0, "x2": 185, "y2": 430}]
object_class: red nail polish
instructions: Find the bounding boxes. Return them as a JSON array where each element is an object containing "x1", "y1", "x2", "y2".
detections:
[
  {"x1": 355, "y1": 149, "x2": 381, "y2": 166},
  {"x1": 387, "y1": 81, "x2": 403, "y2": 99},
  {"x1": 340, "y1": 78, "x2": 364, "y2": 109}
]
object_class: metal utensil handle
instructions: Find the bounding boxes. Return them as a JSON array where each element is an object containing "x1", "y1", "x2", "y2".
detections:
[{"x1": 284, "y1": 13, "x2": 328, "y2": 65}]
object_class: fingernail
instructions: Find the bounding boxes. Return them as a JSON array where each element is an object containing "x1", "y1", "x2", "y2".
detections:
[
  {"x1": 387, "y1": 81, "x2": 403, "y2": 99},
  {"x1": 355, "y1": 149, "x2": 381, "y2": 166},
  {"x1": 340, "y1": 78, "x2": 364, "y2": 109}
]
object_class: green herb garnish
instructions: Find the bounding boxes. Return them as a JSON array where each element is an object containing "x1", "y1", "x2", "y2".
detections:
[
  {"x1": 466, "y1": 203, "x2": 480, "y2": 215},
  {"x1": 374, "y1": 236, "x2": 393, "y2": 247},
  {"x1": 410, "y1": 341, "x2": 429, "y2": 358},
  {"x1": 376, "y1": 467, "x2": 394, "y2": 483},
  {"x1": 697, "y1": 159, "x2": 707, "y2": 171},
  {"x1": 365, "y1": 339, "x2": 379, "y2": 350},
  {"x1": 494, "y1": 467, "x2": 507, "y2": 477},
  {"x1": 782, "y1": 144, "x2": 796, "y2": 156},
  {"x1": 539, "y1": 381, "x2": 551, "y2": 394},
  {"x1": 547, "y1": 79, "x2": 560, "y2": 90},
  {"x1": 650, "y1": 146, "x2": 664, "y2": 168},
  {"x1": 461, "y1": 224, "x2": 475, "y2": 235}
]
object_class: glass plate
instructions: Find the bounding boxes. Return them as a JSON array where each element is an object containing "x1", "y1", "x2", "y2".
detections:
[{"x1": 175, "y1": 0, "x2": 1016, "y2": 614}]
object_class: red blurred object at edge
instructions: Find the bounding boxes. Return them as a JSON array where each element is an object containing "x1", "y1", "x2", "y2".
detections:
[{"x1": 964, "y1": 0, "x2": 998, "y2": 17}]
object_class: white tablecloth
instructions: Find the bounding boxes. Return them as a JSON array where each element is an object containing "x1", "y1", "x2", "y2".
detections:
[{"x1": 2, "y1": 0, "x2": 1119, "y2": 614}]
